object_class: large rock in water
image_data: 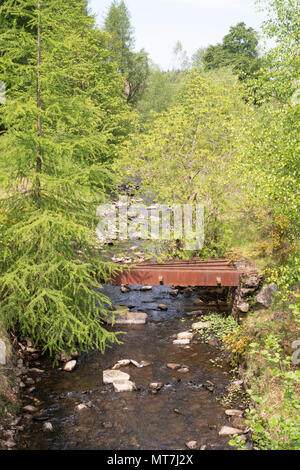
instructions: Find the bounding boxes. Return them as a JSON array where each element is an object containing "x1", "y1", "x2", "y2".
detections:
[
  {"x1": 111, "y1": 311, "x2": 148, "y2": 325},
  {"x1": 253, "y1": 283, "x2": 277, "y2": 310},
  {"x1": 103, "y1": 369, "x2": 130, "y2": 384}
]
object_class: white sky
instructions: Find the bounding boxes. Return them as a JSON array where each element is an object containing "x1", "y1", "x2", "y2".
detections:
[{"x1": 88, "y1": 0, "x2": 268, "y2": 70}]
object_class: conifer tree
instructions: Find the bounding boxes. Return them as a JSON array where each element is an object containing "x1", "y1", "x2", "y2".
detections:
[
  {"x1": 0, "y1": 0, "x2": 130, "y2": 359},
  {"x1": 104, "y1": 0, "x2": 149, "y2": 105}
]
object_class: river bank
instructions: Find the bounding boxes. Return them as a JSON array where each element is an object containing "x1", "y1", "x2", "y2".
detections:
[{"x1": 11, "y1": 284, "x2": 249, "y2": 450}]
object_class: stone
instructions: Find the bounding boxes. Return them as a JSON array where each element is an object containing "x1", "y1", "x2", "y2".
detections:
[
  {"x1": 236, "y1": 301, "x2": 250, "y2": 313},
  {"x1": 102, "y1": 421, "x2": 113, "y2": 429},
  {"x1": 140, "y1": 286, "x2": 152, "y2": 291},
  {"x1": 76, "y1": 404, "x2": 88, "y2": 411},
  {"x1": 130, "y1": 359, "x2": 143, "y2": 368},
  {"x1": 103, "y1": 369, "x2": 130, "y2": 384},
  {"x1": 167, "y1": 363, "x2": 181, "y2": 370},
  {"x1": 30, "y1": 368, "x2": 44, "y2": 373},
  {"x1": 158, "y1": 304, "x2": 168, "y2": 311},
  {"x1": 23, "y1": 405, "x2": 38, "y2": 413},
  {"x1": 121, "y1": 285, "x2": 131, "y2": 293},
  {"x1": 185, "y1": 310, "x2": 203, "y2": 316},
  {"x1": 231, "y1": 417, "x2": 247, "y2": 431},
  {"x1": 225, "y1": 409, "x2": 244, "y2": 417},
  {"x1": 170, "y1": 289, "x2": 179, "y2": 297},
  {"x1": 117, "y1": 359, "x2": 131, "y2": 367},
  {"x1": 0, "y1": 339, "x2": 7, "y2": 365},
  {"x1": 178, "y1": 367, "x2": 189, "y2": 373},
  {"x1": 173, "y1": 339, "x2": 190, "y2": 345},
  {"x1": 25, "y1": 377, "x2": 35, "y2": 385},
  {"x1": 139, "y1": 360, "x2": 151, "y2": 367},
  {"x1": 193, "y1": 299, "x2": 204, "y2": 306},
  {"x1": 43, "y1": 422, "x2": 54, "y2": 432},
  {"x1": 5, "y1": 439, "x2": 16, "y2": 448},
  {"x1": 253, "y1": 284, "x2": 277, "y2": 310},
  {"x1": 113, "y1": 380, "x2": 136, "y2": 392},
  {"x1": 109, "y1": 312, "x2": 148, "y2": 325},
  {"x1": 185, "y1": 441, "x2": 198, "y2": 450},
  {"x1": 177, "y1": 331, "x2": 193, "y2": 340},
  {"x1": 149, "y1": 382, "x2": 164, "y2": 391},
  {"x1": 200, "y1": 445, "x2": 207, "y2": 450},
  {"x1": 241, "y1": 271, "x2": 262, "y2": 288},
  {"x1": 59, "y1": 352, "x2": 72, "y2": 363},
  {"x1": 63, "y1": 360, "x2": 76, "y2": 372},
  {"x1": 192, "y1": 321, "x2": 212, "y2": 330},
  {"x1": 219, "y1": 426, "x2": 244, "y2": 436}
]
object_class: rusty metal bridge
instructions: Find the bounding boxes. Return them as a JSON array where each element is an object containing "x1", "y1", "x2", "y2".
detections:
[{"x1": 111, "y1": 258, "x2": 242, "y2": 287}]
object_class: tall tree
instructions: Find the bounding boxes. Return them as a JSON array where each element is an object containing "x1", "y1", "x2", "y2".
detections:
[
  {"x1": 0, "y1": 0, "x2": 132, "y2": 359},
  {"x1": 203, "y1": 22, "x2": 261, "y2": 80},
  {"x1": 104, "y1": 0, "x2": 149, "y2": 105}
]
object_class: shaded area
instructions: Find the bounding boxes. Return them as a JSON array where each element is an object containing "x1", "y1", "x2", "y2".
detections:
[{"x1": 17, "y1": 286, "x2": 235, "y2": 450}]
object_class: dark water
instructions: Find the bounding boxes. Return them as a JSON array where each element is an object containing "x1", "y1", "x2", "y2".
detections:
[{"x1": 17, "y1": 286, "x2": 235, "y2": 450}]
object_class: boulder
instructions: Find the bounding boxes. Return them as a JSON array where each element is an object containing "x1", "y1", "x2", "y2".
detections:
[
  {"x1": 103, "y1": 369, "x2": 130, "y2": 384},
  {"x1": 108, "y1": 311, "x2": 148, "y2": 325},
  {"x1": 253, "y1": 283, "x2": 277, "y2": 310},
  {"x1": 193, "y1": 299, "x2": 204, "y2": 306},
  {"x1": 113, "y1": 380, "x2": 136, "y2": 392}
]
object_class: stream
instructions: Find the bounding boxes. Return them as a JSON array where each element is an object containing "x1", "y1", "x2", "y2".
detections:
[{"x1": 16, "y1": 284, "x2": 239, "y2": 450}]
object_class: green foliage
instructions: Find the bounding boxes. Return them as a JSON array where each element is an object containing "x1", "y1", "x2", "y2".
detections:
[
  {"x1": 194, "y1": 313, "x2": 239, "y2": 343},
  {"x1": 116, "y1": 69, "x2": 248, "y2": 257},
  {"x1": 136, "y1": 67, "x2": 184, "y2": 122},
  {"x1": 104, "y1": 0, "x2": 150, "y2": 105},
  {"x1": 231, "y1": 333, "x2": 300, "y2": 450},
  {"x1": 0, "y1": 0, "x2": 133, "y2": 360},
  {"x1": 203, "y1": 22, "x2": 261, "y2": 80}
]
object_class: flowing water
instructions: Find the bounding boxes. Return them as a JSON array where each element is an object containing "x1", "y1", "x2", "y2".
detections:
[{"x1": 17, "y1": 285, "x2": 236, "y2": 450}]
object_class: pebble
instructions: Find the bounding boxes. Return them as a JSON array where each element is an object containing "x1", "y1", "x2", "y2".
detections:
[
  {"x1": 177, "y1": 331, "x2": 193, "y2": 340},
  {"x1": 178, "y1": 367, "x2": 189, "y2": 373},
  {"x1": 23, "y1": 405, "x2": 38, "y2": 413},
  {"x1": 158, "y1": 304, "x2": 168, "y2": 311},
  {"x1": 185, "y1": 441, "x2": 198, "y2": 450},
  {"x1": 149, "y1": 382, "x2": 164, "y2": 391},
  {"x1": 63, "y1": 360, "x2": 77, "y2": 372},
  {"x1": 167, "y1": 363, "x2": 181, "y2": 370},
  {"x1": 173, "y1": 339, "x2": 190, "y2": 345},
  {"x1": 219, "y1": 426, "x2": 244, "y2": 436},
  {"x1": 76, "y1": 404, "x2": 88, "y2": 411},
  {"x1": 225, "y1": 409, "x2": 244, "y2": 417},
  {"x1": 43, "y1": 422, "x2": 54, "y2": 432}
]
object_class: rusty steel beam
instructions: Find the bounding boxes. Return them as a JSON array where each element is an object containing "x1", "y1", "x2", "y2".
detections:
[{"x1": 111, "y1": 259, "x2": 242, "y2": 287}]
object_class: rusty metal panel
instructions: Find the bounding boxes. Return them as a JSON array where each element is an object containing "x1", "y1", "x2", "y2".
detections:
[{"x1": 110, "y1": 259, "x2": 242, "y2": 287}]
